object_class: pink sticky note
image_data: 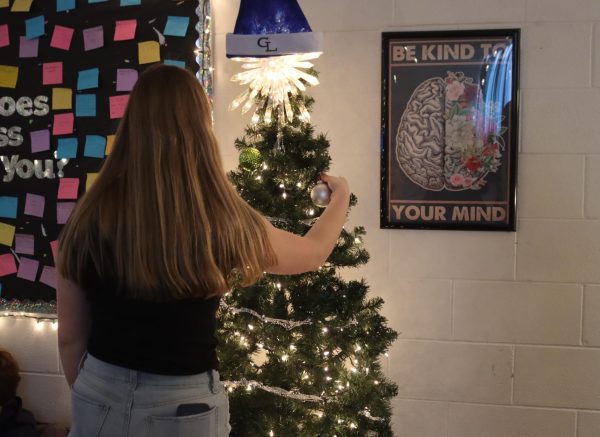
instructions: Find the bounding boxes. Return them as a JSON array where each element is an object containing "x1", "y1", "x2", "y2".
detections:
[
  {"x1": 116, "y1": 69, "x2": 137, "y2": 92},
  {"x1": 53, "y1": 112, "x2": 74, "y2": 135},
  {"x1": 50, "y1": 25, "x2": 74, "y2": 50},
  {"x1": 19, "y1": 36, "x2": 38, "y2": 58},
  {"x1": 83, "y1": 25, "x2": 103, "y2": 51},
  {"x1": 50, "y1": 240, "x2": 58, "y2": 261},
  {"x1": 17, "y1": 257, "x2": 38, "y2": 282},
  {"x1": 56, "y1": 201, "x2": 76, "y2": 223},
  {"x1": 58, "y1": 178, "x2": 79, "y2": 200},
  {"x1": 43, "y1": 61, "x2": 63, "y2": 85},
  {"x1": 40, "y1": 265, "x2": 57, "y2": 289},
  {"x1": 109, "y1": 94, "x2": 129, "y2": 119},
  {"x1": 15, "y1": 233, "x2": 34, "y2": 255},
  {"x1": 0, "y1": 24, "x2": 9, "y2": 48},
  {"x1": 24, "y1": 193, "x2": 45, "y2": 217},
  {"x1": 0, "y1": 253, "x2": 17, "y2": 277},
  {"x1": 30, "y1": 129, "x2": 50, "y2": 153},
  {"x1": 114, "y1": 19, "x2": 136, "y2": 41}
]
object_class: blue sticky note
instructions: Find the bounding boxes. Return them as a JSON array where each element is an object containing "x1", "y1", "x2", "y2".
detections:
[
  {"x1": 88, "y1": 0, "x2": 108, "y2": 3},
  {"x1": 25, "y1": 16, "x2": 45, "y2": 40},
  {"x1": 76, "y1": 94, "x2": 96, "y2": 117},
  {"x1": 57, "y1": 138, "x2": 78, "y2": 159},
  {"x1": 164, "y1": 16, "x2": 189, "y2": 37},
  {"x1": 121, "y1": 0, "x2": 141, "y2": 6},
  {"x1": 0, "y1": 197, "x2": 18, "y2": 219},
  {"x1": 84, "y1": 136, "x2": 106, "y2": 158},
  {"x1": 57, "y1": 0, "x2": 76, "y2": 11},
  {"x1": 164, "y1": 59, "x2": 185, "y2": 69},
  {"x1": 77, "y1": 68, "x2": 99, "y2": 90}
]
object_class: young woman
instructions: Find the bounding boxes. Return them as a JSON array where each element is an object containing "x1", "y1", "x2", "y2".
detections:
[{"x1": 56, "y1": 64, "x2": 350, "y2": 437}]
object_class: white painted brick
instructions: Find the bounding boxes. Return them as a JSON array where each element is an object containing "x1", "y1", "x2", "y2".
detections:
[
  {"x1": 578, "y1": 412, "x2": 600, "y2": 437},
  {"x1": 454, "y1": 281, "x2": 582, "y2": 345},
  {"x1": 381, "y1": 279, "x2": 452, "y2": 339},
  {"x1": 518, "y1": 154, "x2": 585, "y2": 219},
  {"x1": 583, "y1": 285, "x2": 600, "y2": 347},
  {"x1": 390, "y1": 340, "x2": 513, "y2": 403},
  {"x1": 389, "y1": 230, "x2": 515, "y2": 280},
  {"x1": 526, "y1": 0, "x2": 600, "y2": 21},
  {"x1": 516, "y1": 219, "x2": 600, "y2": 283},
  {"x1": 521, "y1": 23, "x2": 592, "y2": 89},
  {"x1": 585, "y1": 156, "x2": 600, "y2": 218},
  {"x1": 521, "y1": 88, "x2": 600, "y2": 154},
  {"x1": 393, "y1": 0, "x2": 525, "y2": 25},
  {"x1": 0, "y1": 318, "x2": 59, "y2": 374},
  {"x1": 18, "y1": 373, "x2": 71, "y2": 427},
  {"x1": 212, "y1": 0, "x2": 239, "y2": 35},
  {"x1": 514, "y1": 346, "x2": 600, "y2": 409},
  {"x1": 391, "y1": 399, "x2": 447, "y2": 437},
  {"x1": 594, "y1": 24, "x2": 600, "y2": 88},
  {"x1": 302, "y1": 0, "x2": 394, "y2": 31},
  {"x1": 448, "y1": 403, "x2": 575, "y2": 437}
]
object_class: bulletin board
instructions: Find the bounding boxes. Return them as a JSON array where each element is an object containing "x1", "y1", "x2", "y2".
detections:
[{"x1": 0, "y1": 0, "x2": 201, "y2": 313}]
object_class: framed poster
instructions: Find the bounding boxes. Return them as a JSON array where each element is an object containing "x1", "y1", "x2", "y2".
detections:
[
  {"x1": 381, "y1": 29, "x2": 519, "y2": 231},
  {"x1": 0, "y1": 0, "x2": 204, "y2": 314}
]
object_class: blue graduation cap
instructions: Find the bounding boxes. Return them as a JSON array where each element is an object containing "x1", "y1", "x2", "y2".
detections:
[{"x1": 226, "y1": 0, "x2": 323, "y2": 58}]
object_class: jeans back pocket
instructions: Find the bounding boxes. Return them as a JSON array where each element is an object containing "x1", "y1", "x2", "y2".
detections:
[
  {"x1": 146, "y1": 407, "x2": 217, "y2": 437},
  {"x1": 70, "y1": 389, "x2": 110, "y2": 437}
]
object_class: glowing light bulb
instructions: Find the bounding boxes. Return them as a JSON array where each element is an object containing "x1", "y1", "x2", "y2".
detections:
[{"x1": 52, "y1": 321, "x2": 58, "y2": 331}]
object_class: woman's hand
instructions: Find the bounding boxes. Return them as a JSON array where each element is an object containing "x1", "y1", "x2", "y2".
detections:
[{"x1": 320, "y1": 173, "x2": 350, "y2": 200}]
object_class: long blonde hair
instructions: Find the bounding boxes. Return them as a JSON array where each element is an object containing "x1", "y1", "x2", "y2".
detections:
[{"x1": 57, "y1": 64, "x2": 276, "y2": 301}]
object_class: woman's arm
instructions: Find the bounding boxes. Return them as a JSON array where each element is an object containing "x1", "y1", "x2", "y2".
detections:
[
  {"x1": 264, "y1": 173, "x2": 350, "y2": 275},
  {"x1": 57, "y1": 272, "x2": 91, "y2": 387}
]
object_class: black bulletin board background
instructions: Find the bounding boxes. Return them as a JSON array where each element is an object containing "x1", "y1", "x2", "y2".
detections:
[{"x1": 0, "y1": 0, "x2": 200, "y2": 303}]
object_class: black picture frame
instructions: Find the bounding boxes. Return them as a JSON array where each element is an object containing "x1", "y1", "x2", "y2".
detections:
[{"x1": 381, "y1": 29, "x2": 519, "y2": 231}]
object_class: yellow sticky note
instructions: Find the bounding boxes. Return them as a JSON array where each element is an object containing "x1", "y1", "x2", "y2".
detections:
[
  {"x1": 105, "y1": 134, "x2": 115, "y2": 155},
  {"x1": 138, "y1": 41, "x2": 160, "y2": 65},
  {"x1": 86, "y1": 173, "x2": 99, "y2": 191},
  {"x1": 52, "y1": 88, "x2": 73, "y2": 110},
  {"x1": 0, "y1": 222, "x2": 15, "y2": 247},
  {"x1": 0, "y1": 0, "x2": 10, "y2": 8},
  {"x1": 0, "y1": 65, "x2": 18, "y2": 89},
  {"x1": 11, "y1": 0, "x2": 33, "y2": 12}
]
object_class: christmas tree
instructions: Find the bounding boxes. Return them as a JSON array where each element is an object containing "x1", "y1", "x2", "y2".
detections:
[{"x1": 218, "y1": 88, "x2": 399, "y2": 436}]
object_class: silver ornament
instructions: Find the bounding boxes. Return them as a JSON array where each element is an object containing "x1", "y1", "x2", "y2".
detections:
[{"x1": 310, "y1": 182, "x2": 331, "y2": 208}]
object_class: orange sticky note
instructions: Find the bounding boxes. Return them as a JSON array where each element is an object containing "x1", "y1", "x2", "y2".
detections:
[
  {"x1": 0, "y1": 0, "x2": 9, "y2": 8},
  {"x1": 86, "y1": 173, "x2": 99, "y2": 191},
  {"x1": 0, "y1": 65, "x2": 18, "y2": 89},
  {"x1": 50, "y1": 25, "x2": 74, "y2": 51},
  {"x1": 0, "y1": 24, "x2": 9, "y2": 48},
  {"x1": 52, "y1": 87, "x2": 72, "y2": 110},
  {"x1": 58, "y1": 178, "x2": 79, "y2": 200},
  {"x1": 0, "y1": 253, "x2": 17, "y2": 277},
  {"x1": 11, "y1": 0, "x2": 33, "y2": 12},
  {"x1": 105, "y1": 134, "x2": 115, "y2": 155},
  {"x1": 0, "y1": 222, "x2": 15, "y2": 246},
  {"x1": 114, "y1": 19, "x2": 136, "y2": 41},
  {"x1": 43, "y1": 62, "x2": 63, "y2": 85},
  {"x1": 50, "y1": 240, "x2": 58, "y2": 261},
  {"x1": 109, "y1": 94, "x2": 129, "y2": 119},
  {"x1": 53, "y1": 112, "x2": 74, "y2": 135},
  {"x1": 138, "y1": 41, "x2": 160, "y2": 64}
]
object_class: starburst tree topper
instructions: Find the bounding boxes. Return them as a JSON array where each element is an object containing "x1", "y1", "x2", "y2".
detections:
[{"x1": 226, "y1": 0, "x2": 323, "y2": 124}]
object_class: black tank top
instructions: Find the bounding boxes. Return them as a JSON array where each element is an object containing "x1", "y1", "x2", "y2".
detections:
[{"x1": 83, "y1": 261, "x2": 220, "y2": 375}]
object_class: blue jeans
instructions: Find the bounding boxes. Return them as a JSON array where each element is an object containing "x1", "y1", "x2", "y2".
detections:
[{"x1": 69, "y1": 353, "x2": 231, "y2": 437}]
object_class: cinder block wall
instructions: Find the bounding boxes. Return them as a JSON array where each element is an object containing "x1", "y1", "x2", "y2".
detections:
[{"x1": 2, "y1": 1, "x2": 600, "y2": 435}]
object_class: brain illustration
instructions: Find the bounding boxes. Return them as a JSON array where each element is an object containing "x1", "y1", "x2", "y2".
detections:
[{"x1": 395, "y1": 73, "x2": 503, "y2": 192}]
